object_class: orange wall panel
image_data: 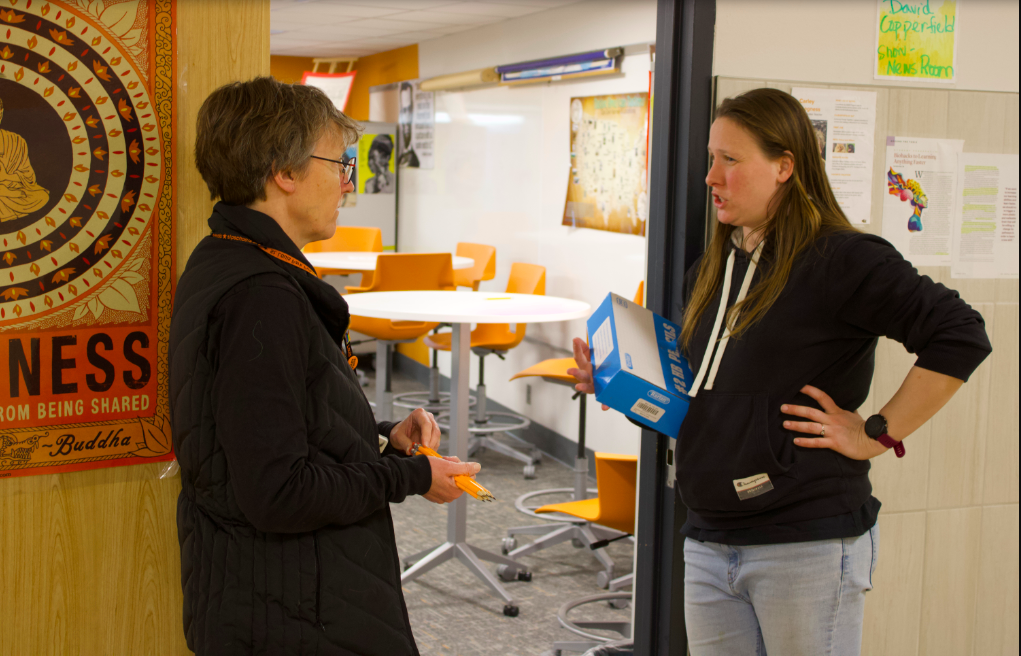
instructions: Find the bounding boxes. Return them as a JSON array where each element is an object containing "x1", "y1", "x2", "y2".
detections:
[
  {"x1": 346, "y1": 44, "x2": 419, "y2": 121},
  {"x1": 270, "y1": 55, "x2": 316, "y2": 85}
]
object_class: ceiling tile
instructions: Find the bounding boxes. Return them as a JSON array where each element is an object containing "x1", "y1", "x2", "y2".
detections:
[
  {"x1": 338, "y1": 17, "x2": 443, "y2": 33},
  {"x1": 271, "y1": 2, "x2": 400, "y2": 19},
  {"x1": 395, "y1": 9, "x2": 497, "y2": 25},
  {"x1": 421, "y1": 22, "x2": 485, "y2": 34},
  {"x1": 434, "y1": 2, "x2": 539, "y2": 17},
  {"x1": 331, "y1": 0, "x2": 464, "y2": 9},
  {"x1": 384, "y1": 29, "x2": 452, "y2": 41},
  {"x1": 275, "y1": 23, "x2": 398, "y2": 39},
  {"x1": 475, "y1": 0, "x2": 581, "y2": 5},
  {"x1": 475, "y1": 0, "x2": 581, "y2": 6}
]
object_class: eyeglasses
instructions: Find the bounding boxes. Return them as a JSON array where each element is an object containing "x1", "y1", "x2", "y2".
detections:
[{"x1": 310, "y1": 155, "x2": 356, "y2": 184}]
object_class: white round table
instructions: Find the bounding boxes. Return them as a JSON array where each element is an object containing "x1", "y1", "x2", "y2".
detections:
[
  {"x1": 343, "y1": 291, "x2": 590, "y2": 610},
  {"x1": 306, "y1": 252, "x2": 475, "y2": 271}
]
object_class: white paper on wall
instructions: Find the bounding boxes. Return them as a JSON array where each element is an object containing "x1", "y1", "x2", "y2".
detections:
[
  {"x1": 397, "y1": 80, "x2": 434, "y2": 169},
  {"x1": 951, "y1": 153, "x2": 1019, "y2": 279},
  {"x1": 793, "y1": 87, "x2": 878, "y2": 225},
  {"x1": 881, "y1": 136, "x2": 964, "y2": 266}
]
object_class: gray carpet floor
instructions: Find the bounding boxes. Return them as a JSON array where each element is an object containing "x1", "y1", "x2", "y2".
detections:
[{"x1": 369, "y1": 366, "x2": 634, "y2": 656}]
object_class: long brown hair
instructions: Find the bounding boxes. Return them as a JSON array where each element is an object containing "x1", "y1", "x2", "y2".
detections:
[{"x1": 680, "y1": 88, "x2": 855, "y2": 350}]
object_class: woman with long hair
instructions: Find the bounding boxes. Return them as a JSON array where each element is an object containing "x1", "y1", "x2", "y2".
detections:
[{"x1": 570, "y1": 88, "x2": 990, "y2": 655}]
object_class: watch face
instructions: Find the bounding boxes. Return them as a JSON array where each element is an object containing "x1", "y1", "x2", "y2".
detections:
[{"x1": 865, "y1": 414, "x2": 888, "y2": 439}]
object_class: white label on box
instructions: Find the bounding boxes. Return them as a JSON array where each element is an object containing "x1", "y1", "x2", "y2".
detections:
[
  {"x1": 592, "y1": 317, "x2": 613, "y2": 368},
  {"x1": 630, "y1": 398, "x2": 665, "y2": 423}
]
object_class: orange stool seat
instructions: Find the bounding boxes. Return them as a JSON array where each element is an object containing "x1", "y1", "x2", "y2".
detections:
[
  {"x1": 509, "y1": 357, "x2": 579, "y2": 386},
  {"x1": 536, "y1": 453, "x2": 637, "y2": 536}
]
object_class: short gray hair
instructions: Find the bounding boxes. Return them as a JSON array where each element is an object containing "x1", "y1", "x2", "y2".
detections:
[{"x1": 195, "y1": 76, "x2": 362, "y2": 205}]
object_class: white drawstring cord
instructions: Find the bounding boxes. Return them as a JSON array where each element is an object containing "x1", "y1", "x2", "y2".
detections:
[
  {"x1": 704, "y1": 240, "x2": 764, "y2": 391},
  {"x1": 688, "y1": 249, "x2": 735, "y2": 398},
  {"x1": 688, "y1": 240, "x2": 765, "y2": 397}
]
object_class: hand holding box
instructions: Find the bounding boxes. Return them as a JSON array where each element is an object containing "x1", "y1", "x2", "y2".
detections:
[{"x1": 586, "y1": 293, "x2": 693, "y2": 437}]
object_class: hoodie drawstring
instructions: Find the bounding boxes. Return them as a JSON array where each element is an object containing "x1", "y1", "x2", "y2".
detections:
[{"x1": 689, "y1": 240, "x2": 764, "y2": 397}]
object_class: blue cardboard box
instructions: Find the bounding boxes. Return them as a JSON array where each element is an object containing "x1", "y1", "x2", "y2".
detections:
[{"x1": 587, "y1": 292, "x2": 693, "y2": 437}]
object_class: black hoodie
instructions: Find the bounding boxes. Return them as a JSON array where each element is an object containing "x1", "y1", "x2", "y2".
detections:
[{"x1": 675, "y1": 229, "x2": 990, "y2": 544}]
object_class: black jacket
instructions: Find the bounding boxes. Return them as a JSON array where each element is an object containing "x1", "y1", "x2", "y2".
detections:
[
  {"x1": 169, "y1": 203, "x2": 432, "y2": 655},
  {"x1": 677, "y1": 230, "x2": 991, "y2": 530}
]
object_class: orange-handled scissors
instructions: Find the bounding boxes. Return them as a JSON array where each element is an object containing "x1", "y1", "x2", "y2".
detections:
[{"x1": 410, "y1": 444, "x2": 496, "y2": 502}]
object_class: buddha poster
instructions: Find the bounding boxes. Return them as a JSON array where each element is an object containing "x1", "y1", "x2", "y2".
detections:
[{"x1": 0, "y1": 0, "x2": 175, "y2": 479}]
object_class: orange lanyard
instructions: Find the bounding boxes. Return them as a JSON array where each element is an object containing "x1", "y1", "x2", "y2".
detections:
[{"x1": 212, "y1": 233, "x2": 358, "y2": 370}]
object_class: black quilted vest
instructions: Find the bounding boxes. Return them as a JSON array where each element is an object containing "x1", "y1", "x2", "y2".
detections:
[{"x1": 169, "y1": 204, "x2": 420, "y2": 656}]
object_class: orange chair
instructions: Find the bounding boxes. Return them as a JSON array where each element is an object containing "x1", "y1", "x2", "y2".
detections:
[
  {"x1": 393, "y1": 243, "x2": 496, "y2": 413},
  {"x1": 501, "y1": 283, "x2": 645, "y2": 578},
  {"x1": 346, "y1": 253, "x2": 455, "y2": 421},
  {"x1": 429, "y1": 263, "x2": 546, "y2": 477},
  {"x1": 304, "y1": 226, "x2": 383, "y2": 286},
  {"x1": 453, "y1": 242, "x2": 497, "y2": 291},
  {"x1": 539, "y1": 453, "x2": 637, "y2": 653}
]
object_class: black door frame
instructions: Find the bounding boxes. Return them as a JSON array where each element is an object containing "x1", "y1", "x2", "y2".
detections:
[{"x1": 633, "y1": 0, "x2": 716, "y2": 653}]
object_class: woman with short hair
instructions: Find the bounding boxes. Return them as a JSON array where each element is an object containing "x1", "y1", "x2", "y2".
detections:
[
  {"x1": 171, "y1": 77, "x2": 477, "y2": 656},
  {"x1": 571, "y1": 88, "x2": 991, "y2": 655}
]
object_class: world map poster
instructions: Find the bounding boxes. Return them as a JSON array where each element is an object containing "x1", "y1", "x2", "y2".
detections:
[
  {"x1": 0, "y1": 0, "x2": 175, "y2": 479},
  {"x1": 563, "y1": 92, "x2": 649, "y2": 236}
]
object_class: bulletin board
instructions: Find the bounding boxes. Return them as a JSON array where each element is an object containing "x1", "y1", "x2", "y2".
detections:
[{"x1": 711, "y1": 77, "x2": 1019, "y2": 289}]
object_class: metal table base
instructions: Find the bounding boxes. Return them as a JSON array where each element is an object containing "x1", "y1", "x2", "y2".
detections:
[{"x1": 400, "y1": 322, "x2": 530, "y2": 615}]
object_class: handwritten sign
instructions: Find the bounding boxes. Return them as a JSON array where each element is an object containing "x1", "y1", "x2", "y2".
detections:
[{"x1": 875, "y1": 0, "x2": 958, "y2": 82}]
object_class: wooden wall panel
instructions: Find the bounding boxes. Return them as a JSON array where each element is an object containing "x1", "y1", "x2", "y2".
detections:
[
  {"x1": 717, "y1": 77, "x2": 1019, "y2": 656},
  {"x1": 862, "y1": 512, "x2": 926, "y2": 656},
  {"x1": 176, "y1": 0, "x2": 271, "y2": 276},
  {"x1": 920, "y1": 507, "x2": 984, "y2": 656},
  {"x1": 974, "y1": 504, "x2": 1020, "y2": 655},
  {"x1": 983, "y1": 303, "x2": 1019, "y2": 504},
  {"x1": 0, "y1": 2, "x2": 270, "y2": 655}
]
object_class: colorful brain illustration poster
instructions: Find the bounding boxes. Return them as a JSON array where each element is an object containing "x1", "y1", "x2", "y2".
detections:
[
  {"x1": 875, "y1": 0, "x2": 958, "y2": 83},
  {"x1": 881, "y1": 136, "x2": 963, "y2": 267},
  {"x1": 0, "y1": 0, "x2": 176, "y2": 479},
  {"x1": 563, "y1": 93, "x2": 649, "y2": 236}
]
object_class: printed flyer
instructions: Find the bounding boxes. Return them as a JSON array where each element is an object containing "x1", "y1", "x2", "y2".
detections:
[
  {"x1": 563, "y1": 93, "x2": 650, "y2": 236},
  {"x1": 951, "y1": 153, "x2": 1019, "y2": 279},
  {"x1": 793, "y1": 87, "x2": 878, "y2": 225},
  {"x1": 397, "y1": 80, "x2": 434, "y2": 170},
  {"x1": 881, "y1": 136, "x2": 963, "y2": 266},
  {"x1": 0, "y1": 0, "x2": 176, "y2": 479}
]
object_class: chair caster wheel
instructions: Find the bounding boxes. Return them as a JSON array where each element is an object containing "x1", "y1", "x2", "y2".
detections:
[
  {"x1": 403, "y1": 562, "x2": 411, "y2": 572},
  {"x1": 523, "y1": 464, "x2": 536, "y2": 479},
  {"x1": 517, "y1": 570, "x2": 532, "y2": 582},
  {"x1": 501, "y1": 537, "x2": 517, "y2": 555},
  {"x1": 497, "y1": 565, "x2": 516, "y2": 582},
  {"x1": 596, "y1": 571, "x2": 613, "y2": 589},
  {"x1": 609, "y1": 598, "x2": 629, "y2": 609},
  {"x1": 571, "y1": 538, "x2": 585, "y2": 549},
  {"x1": 503, "y1": 604, "x2": 519, "y2": 617},
  {"x1": 531, "y1": 450, "x2": 542, "y2": 464}
]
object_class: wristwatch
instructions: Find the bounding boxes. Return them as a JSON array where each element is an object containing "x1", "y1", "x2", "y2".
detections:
[{"x1": 864, "y1": 414, "x2": 905, "y2": 458}]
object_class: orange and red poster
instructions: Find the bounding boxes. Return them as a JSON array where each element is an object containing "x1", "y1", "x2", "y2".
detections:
[{"x1": 0, "y1": 0, "x2": 175, "y2": 479}]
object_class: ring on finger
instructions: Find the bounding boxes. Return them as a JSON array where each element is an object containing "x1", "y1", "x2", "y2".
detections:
[{"x1": 820, "y1": 426, "x2": 826, "y2": 437}]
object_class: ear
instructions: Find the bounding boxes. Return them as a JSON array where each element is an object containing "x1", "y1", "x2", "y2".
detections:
[
  {"x1": 270, "y1": 167, "x2": 298, "y2": 194},
  {"x1": 777, "y1": 151, "x2": 795, "y2": 184}
]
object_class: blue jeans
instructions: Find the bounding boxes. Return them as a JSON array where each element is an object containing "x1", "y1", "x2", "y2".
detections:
[{"x1": 683, "y1": 525, "x2": 879, "y2": 656}]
